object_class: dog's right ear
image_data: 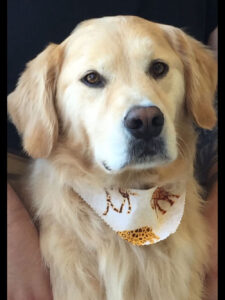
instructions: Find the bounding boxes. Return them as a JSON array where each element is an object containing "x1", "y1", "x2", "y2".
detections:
[
  {"x1": 160, "y1": 24, "x2": 217, "y2": 130},
  {"x1": 8, "y1": 43, "x2": 63, "y2": 158}
]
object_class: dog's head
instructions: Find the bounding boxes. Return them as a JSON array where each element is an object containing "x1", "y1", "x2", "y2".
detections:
[{"x1": 8, "y1": 16, "x2": 217, "y2": 176}]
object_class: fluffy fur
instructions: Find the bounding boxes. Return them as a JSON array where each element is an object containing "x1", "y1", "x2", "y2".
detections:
[{"x1": 8, "y1": 16, "x2": 217, "y2": 300}]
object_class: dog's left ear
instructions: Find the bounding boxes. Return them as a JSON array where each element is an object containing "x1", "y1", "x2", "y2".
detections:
[{"x1": 160, "y1": 24, "x2": 217, "y2": 129}]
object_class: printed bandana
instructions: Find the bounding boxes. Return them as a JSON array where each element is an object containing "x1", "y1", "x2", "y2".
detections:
[{"x1": 73, "y1": 181, "x2": 185, "y2": 246}]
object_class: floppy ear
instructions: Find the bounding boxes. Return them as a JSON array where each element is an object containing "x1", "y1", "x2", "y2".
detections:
[
  {"x1": 8, "y1": 43, "x2": 63, "y2": 158},
  {"x1": 160, "y1": 25, "x2": 217, "y2": 129}
]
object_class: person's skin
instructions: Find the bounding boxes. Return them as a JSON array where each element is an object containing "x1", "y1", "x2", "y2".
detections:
[
  {"x1": 7, "y1": 184, "x2": 53, "y2": 300},
  {"x1": 204, "y1": 166, "x2": 218, "y2": 300},
  {"x1": 7, "y1": 27, "x2": 218, "y2": 300},
  {"x1": 208, "y1": 27, "x2": 218, "y2": 59}
]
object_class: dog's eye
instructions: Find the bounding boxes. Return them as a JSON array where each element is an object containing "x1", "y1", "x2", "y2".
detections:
[
  {"x1": 81, "y1": 71, "x2": 105, "y2": 87},
  {"x1": 149, "y1": 61, "x2": 169, "y2": 79}
]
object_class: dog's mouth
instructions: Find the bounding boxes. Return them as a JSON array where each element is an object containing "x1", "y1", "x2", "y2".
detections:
[
  {"x1": 128, "y1": 137, "x2": 165, "y2": 160},
  {"x1": 124, "y1": 137, "x2": 169, "y2": 167},
  {"x1": 102, "y1": 161, "x2": 112, "y2": 171},
  {"x1": 102, "y1": 137, "x2": 170, "y2": 172}
]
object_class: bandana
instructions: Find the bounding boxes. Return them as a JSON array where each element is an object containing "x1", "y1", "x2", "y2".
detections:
[{"x1": 73, "y1": 180, "x2": 185, "y2": 246}]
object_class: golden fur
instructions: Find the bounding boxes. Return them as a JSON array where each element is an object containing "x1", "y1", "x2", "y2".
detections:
[{"x1": 8, "y1": 16, "x2": 217, "y2": 300}]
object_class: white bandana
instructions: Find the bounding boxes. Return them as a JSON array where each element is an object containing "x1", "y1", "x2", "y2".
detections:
[{"x1": 73, "y1": 180, "x2": 185, "y2": 246}]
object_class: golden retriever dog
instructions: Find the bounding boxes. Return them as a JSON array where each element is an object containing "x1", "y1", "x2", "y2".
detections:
[{"x1": 8, "y1": 16, "x2": 217, "y2": 300}]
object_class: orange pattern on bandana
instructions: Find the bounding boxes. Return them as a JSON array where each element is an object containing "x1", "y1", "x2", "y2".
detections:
[
  {"x1": 151, "y1": 187, "x2": 179, "y2": 216},
  {"x1": 118, "y1": 226, "x2": 160, "y2": 246}
]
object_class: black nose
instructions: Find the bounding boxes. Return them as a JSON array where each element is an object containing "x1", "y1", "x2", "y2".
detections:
[{"x1": 124, "y1": 106, "x2": 164, "y2": 140}]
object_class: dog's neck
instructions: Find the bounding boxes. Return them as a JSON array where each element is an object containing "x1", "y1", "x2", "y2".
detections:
[
  {"x1": 49, "y1": 140, "x2": 192, "y2": 192},
  {"x1": 65, "y1": 163, "x2": 187, "y2": 194}
]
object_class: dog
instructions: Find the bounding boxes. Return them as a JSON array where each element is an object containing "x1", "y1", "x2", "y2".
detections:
[{"x1": 8, "y1": 16, "x2": 217, "y2": 300}]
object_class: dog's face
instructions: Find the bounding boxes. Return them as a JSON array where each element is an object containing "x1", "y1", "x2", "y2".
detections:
[
  {"x1": 57, "y1": 18, "x2": 185, "y2": 172},
  {"x1": 8, "y1": 16, "x2": 217, "y2": 176}
]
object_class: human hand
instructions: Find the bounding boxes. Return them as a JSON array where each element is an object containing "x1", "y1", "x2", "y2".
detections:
[{"x1": 7, "y1": 183, "x2": 53, "y2": 300}]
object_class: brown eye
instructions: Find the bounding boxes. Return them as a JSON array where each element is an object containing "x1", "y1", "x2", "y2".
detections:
[
  {"x1": 81, "y1": 71, "x2": 105, "y2": 87},
  {"x1": 149, "y1": 60, "x2": 169, "y2": 79}
]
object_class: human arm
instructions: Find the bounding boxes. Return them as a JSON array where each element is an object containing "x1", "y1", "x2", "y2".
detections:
[{"x1": 7, "y1": 183, "x2": 53, "y2": 300}]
